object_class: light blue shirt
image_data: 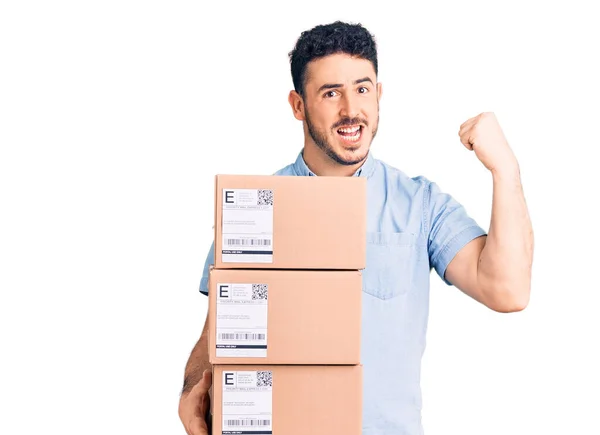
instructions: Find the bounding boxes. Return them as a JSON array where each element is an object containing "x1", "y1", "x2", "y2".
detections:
[{"x1": 199, "y1": 149, "x2": 487, "y2": 435}]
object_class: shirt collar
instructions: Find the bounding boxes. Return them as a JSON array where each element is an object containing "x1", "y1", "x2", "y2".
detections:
[{"x1": 293, "y1": 148, "x2": 376, "y2": 178}]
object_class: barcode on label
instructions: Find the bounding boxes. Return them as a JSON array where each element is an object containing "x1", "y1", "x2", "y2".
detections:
[
  {"x1": 225, "y1": 239, "x2": 271, "y2": 246},
  {"x1": 219, "y1": 333, "x2": 266, "y2": 340},
  {"x1": 225, "y1": 419, "x2": 271, "y2": 426}
]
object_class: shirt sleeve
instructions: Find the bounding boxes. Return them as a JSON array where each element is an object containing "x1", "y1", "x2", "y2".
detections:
[
  {"x1": 199, "y1": 241, "x2": 215, "y2": 295},
  {"x1": 426, "y1": 180, "x2": 487, "y2": 286}
]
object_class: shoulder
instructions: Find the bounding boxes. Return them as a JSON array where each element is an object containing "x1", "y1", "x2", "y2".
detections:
[
  {"x1": 272, "y1": 163, "x2": 296, "y2": 176},
  {"x1": 373, "y1": 157, "x2": 434, "y2": 197}
]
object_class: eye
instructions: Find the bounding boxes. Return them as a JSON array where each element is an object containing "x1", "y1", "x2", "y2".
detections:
[
  {"x1": 358, "y1": 86, "x2": 369, "y2": 94},
  {"x1": 324, "y1": 90, "x2": 339, "y2": 98}
]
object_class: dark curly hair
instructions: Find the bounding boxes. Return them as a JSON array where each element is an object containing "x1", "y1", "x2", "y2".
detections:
[{"x1": 288, "y1": 21, "x2": 378, "y2": 97}]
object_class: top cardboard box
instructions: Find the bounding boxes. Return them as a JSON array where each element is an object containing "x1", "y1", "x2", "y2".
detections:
[{"x1": 214, "y1": 174, "x2": 366, "y2": 269}]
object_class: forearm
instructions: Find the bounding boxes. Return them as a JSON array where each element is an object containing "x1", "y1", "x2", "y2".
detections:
[
  {"x1": 182, "y1": 320, "x2": 211, "y2": 395},
  {"x1": 478, "y1": 164, "x2": 534, "y2": 310}
]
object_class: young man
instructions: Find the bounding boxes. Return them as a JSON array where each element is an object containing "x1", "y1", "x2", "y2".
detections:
[{"x1": 179, "y1": 21, "x2": 533, "y2": 435}]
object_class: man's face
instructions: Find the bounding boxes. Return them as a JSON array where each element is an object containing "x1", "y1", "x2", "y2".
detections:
[{"x1": 302, "y1": 53, "x2": 381, "y2": 166}]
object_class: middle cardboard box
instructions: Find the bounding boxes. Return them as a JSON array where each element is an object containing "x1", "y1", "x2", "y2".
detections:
[{"x1": 208, "y1": 266, "x2": 362, "y2": 365}]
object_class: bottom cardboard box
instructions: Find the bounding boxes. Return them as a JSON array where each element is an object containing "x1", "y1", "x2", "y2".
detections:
[{"x1": 211, "y1": 364, "x2": 362, "y2": 435}]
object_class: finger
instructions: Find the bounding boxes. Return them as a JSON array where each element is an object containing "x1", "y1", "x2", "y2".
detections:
[
  {"x1": 458, "y1": 119, "x2": 477, "y2": 138},
  {"x1": 459, "y1": 131, "x2": 475, "y2": 150},
  {"x1": 188, "y1": 370, "x2": 213, "y2": 400},
  {"x1": 200, "y1": 392, "x2": 211, "y2": 418},
  {"x1": 459, "y1": 115, "x2": 479, "y2": 130}
]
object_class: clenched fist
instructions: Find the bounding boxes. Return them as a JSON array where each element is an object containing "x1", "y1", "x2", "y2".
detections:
[
  {"x1": 179, "y1": 369, "x2": 212, "y2": 435},
  {"x1": 458, "y1": 112, "x2": 518, "y2": 174}
]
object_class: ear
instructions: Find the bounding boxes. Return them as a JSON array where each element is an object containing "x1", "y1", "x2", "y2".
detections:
[
  {"x1": 377, "y1": 82, "x2": 383, "y2": 102},
  {"x1": 288, "y1": 90, "x2": 305, "y2": 121}
]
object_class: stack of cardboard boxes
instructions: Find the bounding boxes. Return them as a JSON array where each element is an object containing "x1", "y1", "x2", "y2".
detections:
[{"x1": 208, "y1": 174, "x2": 366, "y2": 435}]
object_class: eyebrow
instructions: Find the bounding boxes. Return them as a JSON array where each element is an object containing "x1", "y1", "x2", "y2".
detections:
[{"x1": 317, "y1": 77, "x2": 374, "y2": 93}]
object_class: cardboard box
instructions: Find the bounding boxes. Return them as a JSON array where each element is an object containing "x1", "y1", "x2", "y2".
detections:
[
  {"x1": 211, "y1": 364, "x2": 362, "y2": 435},
  {"x1": 214, "y1": 174, "x2": 366, "y2": 269},
  {"x1": 208, "y1": 267, "x2": 362, "y2": 365}
]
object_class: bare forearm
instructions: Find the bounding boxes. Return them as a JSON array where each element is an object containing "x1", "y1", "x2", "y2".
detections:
[
  {"x1": 182, "y1": 320, "x2": 211, "y2": 395},
  {"x1": 478, "y1": 164, "x2": 534, "y2": 310},
  {"x1": 179, "y1": 315, "x2": 213, "y2": 434}
]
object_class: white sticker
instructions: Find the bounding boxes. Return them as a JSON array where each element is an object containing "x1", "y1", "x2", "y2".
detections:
[
  {"x1": 222, "y1": 370, "x2": 273, "y2": 435},
  {"x1": 216, "y1": 283, "x2": 268, "y2": 358},
  {"x1": 221, "y1": 189, "x2": 273, "y2": 263}
]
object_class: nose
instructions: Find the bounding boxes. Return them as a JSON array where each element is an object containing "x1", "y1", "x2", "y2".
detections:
[{"x1": 339, "y1": 92, "x2": 361, "y2": 120}]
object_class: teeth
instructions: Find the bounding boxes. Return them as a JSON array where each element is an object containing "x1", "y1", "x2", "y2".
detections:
[
  {"x1": 339, "y1": 128, "x2": 361, "y2": 142},
  {"x1": 338, "y1": 126, "x2": 361, "y2": 133}
]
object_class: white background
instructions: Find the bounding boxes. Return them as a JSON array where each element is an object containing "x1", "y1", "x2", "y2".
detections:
[{"x1": 1, "y1": 1, "x2": 599, "y2": 434}]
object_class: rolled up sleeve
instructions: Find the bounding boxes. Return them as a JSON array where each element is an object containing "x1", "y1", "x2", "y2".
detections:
[{"x1": 426, "y1": 181, "x2": 487, "y2": 286}]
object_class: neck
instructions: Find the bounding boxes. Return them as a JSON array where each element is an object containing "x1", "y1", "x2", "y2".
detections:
[{"x1": 302, "y1": 143, "x2": 367, "y2": 177}]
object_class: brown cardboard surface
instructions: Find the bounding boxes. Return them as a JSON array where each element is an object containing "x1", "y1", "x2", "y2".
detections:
[
  {"x1": 208, "y1": 268, "x2": 361, "y2": 365},
  {"x1": 212, "y1": 364, "x2": 362, "y2": 435},
  {"x1": 214, "y1": 174, "x2": 366, "y2": 269}
]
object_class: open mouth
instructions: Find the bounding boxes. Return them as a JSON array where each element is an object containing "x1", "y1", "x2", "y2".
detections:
[{"x1": 336, "y1": 125, "x2": 363, "y2": 143}]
